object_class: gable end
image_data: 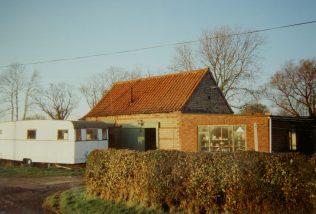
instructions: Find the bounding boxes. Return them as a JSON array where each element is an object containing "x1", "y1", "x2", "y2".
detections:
[{"x1": 181, "y1": 71, "x2": 233, "y2": 114}]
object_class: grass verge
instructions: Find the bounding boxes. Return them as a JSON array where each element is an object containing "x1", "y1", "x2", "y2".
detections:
[
  {"x1": 0, "y1": 166, "x2": 84, "y2": 177},
  {"x1": 43, "y1": 187, "x2": 165, "y2": 214}
]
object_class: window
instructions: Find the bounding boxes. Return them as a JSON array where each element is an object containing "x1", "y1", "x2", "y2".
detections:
[
  {"x1": 198, "y1": 126, "x2": 210, "y2": 152},
  {"x1": 27, "y1": 130, "x2": 36, "y2": 139},
  {"x1": 198, "y1": 125, "x2": 246, "y2": 152},
  {"x1": 57, "y1": 130, "x2": 68, "y2": 140},
  {"x1": 289, "y1": 130, "x2": 297, "y2": 151},
  {"x1": 86, "y1": 128, "x2": 98, "y2": 141},
  {"x1": 102, "y1": 128, "x2": 108, "y2": 140},
  {"x1": 75, "y1": 129, "x2": 81, "y2": 141}
]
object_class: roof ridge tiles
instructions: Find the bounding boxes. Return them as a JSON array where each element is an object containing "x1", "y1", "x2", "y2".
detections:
[{"x1": 113, "y1": 68, "x2": 209, "y2": 85}]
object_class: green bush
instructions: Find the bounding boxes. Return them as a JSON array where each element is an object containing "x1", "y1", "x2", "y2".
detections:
[{"x1": 86, "y1": 149, "x2": 316, "y2": 213}]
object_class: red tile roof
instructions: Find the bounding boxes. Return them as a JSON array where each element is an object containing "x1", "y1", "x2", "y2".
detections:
[{"x1": 83, "y1": 68, "x2": 209, "y2": 117}]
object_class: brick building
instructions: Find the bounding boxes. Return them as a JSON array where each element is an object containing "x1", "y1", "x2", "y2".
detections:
[{"x1": 83, "y1": 68, "x2": 275, "y2": 153}]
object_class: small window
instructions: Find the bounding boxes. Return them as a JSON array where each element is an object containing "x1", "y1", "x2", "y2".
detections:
[
  {"x1": 86, "y1": 129, "x2": 98, "y2": 141},
  {"x1": 75, "y1": 129, "x2": 81, "y2": 141},
  {"x1": 102, "y1": 128, "x2": 108, "y2": 140},
  {"x1": 289, "y1": 130, "x2": 297, "y2": 151},
  {"x1": 58, "y1": 130, "x2": 68, "y2": 140},
  {"x1": 27, "y1": 130, "x2": 36, "y2": 139}
]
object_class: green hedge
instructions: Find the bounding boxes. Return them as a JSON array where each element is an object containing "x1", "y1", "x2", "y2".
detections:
[{"x1": 86, "y1": 149, "x2": 316, "y2": 213}]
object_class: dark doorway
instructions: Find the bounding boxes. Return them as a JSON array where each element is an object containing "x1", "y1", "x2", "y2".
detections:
[
  {"x1": 145, "y1": 128, "x2": 156, "y2": 151},
  {"x1": 108, "y1": 127, "x2": 121, "y2": 149}
]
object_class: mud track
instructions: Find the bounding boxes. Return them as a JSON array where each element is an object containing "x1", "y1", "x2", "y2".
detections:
[{"x1": 0, "y1": 176, "x2": 84, "y2": 214}]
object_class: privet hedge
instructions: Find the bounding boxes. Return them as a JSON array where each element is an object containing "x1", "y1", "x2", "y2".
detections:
[{"x1": 86, "y1": 149, "x2": 316, "y2": 213}]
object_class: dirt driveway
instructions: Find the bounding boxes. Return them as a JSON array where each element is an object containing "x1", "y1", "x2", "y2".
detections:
[{"x1": 0, "y1": 176, "x2": 84, "y2": 214}]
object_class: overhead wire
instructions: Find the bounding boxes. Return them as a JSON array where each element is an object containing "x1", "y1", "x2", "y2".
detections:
[{"x1": 0, "y1": 20, "x2": 315, "y2": 68}]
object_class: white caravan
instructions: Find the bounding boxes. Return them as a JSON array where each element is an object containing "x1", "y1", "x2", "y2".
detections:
[{"x1": 0, "y1": 120, "x2": 110, "y2": 164}]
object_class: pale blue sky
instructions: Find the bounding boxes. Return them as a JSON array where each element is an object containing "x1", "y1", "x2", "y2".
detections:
[{"x1": 0, "y1": 0, "x2": 316, "y2": 118}]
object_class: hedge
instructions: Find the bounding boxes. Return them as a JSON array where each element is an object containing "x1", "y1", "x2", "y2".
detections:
[{"x1": 86, "y1": 149, "x2": 316, "y2": 213}]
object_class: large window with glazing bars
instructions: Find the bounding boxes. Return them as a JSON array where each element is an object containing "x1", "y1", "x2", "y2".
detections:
[{"x1": 198, "y1": 125, "x2": 247, "y2": 152}]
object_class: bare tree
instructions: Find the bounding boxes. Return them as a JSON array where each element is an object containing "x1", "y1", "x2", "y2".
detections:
[
  {"x1": 23, "y1": 71, "x2": 40, "y2": 120},
  {"x1": 0, "y1": 63, "x2": 40, "y2": 120},
  {"x1": 0, "y1": 64, "x2": 24, "y2": 120},
  {"x1": 263, "y1": 59, "x2": 316, "y2": 117},
  {"x1": 105, "y1": 66, "x2": 141, "y2": 86},
  {"x1": 35, "y1": 83, "x2": 78, "y2": 120},
  {"x1": 80, "y1": 66, "x2": 141, "y2": 109},
  {"x1": 80, "y1": 72, "x2": 109, "y2": 109},
  {"x1": 170, "y1": 44, "x2": 196, "y2": 71},
  {"x1": 170, "y1": 27, "x2": 263, "y2": 108},
  {"x1": 24, "y1": 114, "x2": 47, "y2": 120},
  {"x1": 240, "y1": 103, "x2": 269, "y2": 115}
]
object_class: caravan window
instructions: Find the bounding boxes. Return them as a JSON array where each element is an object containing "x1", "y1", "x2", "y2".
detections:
[
  {"x1": 86, "y1": 129, "x2": 98, "y2": 141},
  {"x1": 102, "y1": 128, "x2": 108, "y2": 140},
  {"x1": 27, "y1": 130, "x2": 36, "y2": 139},
  {"x1": 58, "y1": 130, "x2": 69, "y2": 140},
  {"x1": 75, "y1": 129, "x2": 81, "y2": 141}
]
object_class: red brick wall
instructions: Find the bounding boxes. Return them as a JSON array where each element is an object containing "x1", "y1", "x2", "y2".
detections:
[{"x1": 179, "y1": 114, "x2": 270, "y2": 152}]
